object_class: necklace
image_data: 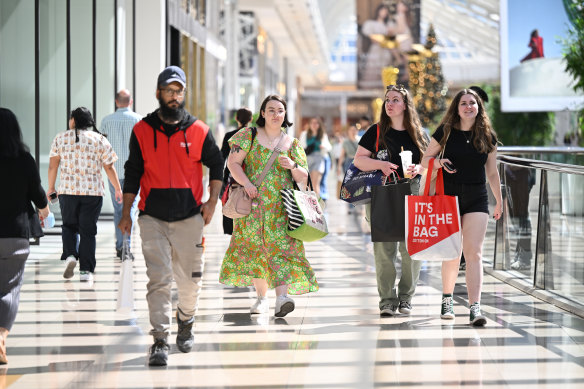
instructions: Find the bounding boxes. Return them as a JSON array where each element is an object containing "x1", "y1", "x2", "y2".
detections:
[
  {"x1": 461, "y1": 130, "x2": 472, "y2": 144},
  {"x1": 264, "y1": 130, "x2": 282, "y2": 145}
]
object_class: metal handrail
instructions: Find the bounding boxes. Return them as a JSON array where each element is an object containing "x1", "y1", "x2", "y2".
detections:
[
  {"x1": 498, "y1": 146, "x2": 584, "y2": 155},
  {"x1": 497, "y1": 155, "x2": 584, "y2": 175},
  {"x1": 490, "y1": 146, "x2": 584, "y2": 314}
]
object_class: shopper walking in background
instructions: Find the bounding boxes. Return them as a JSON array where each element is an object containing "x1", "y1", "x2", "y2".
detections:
[
  {"x1": 220, "y1": 107, "x2": 253, "y2": 235},
  {"x1": 48, "y1": 107, "x2": 122, "y2": 283},
  {"x1": 119, "y1": 66, "x2": 223, "y2": 366},
  {"x1": 421, "y1": 88, "x2": 502, "y2": 326},
  {"x1": 299, "y1": 117, "x2": 331, "y2": 198},
  {"x1": 220, "y1": 94, "x2": 319, "y2": 318},
  {"x1": 100, "y1": 89, "x2": 142, "y2": 259},
  {"x1": 0, "y1": 108, "x2": 50, "y2": 364},
  {"x1": 338, "y1": 124, "x2": 359, "y2": 213},
  {"x1": 353, "y1": 84, "x2": 427, "y2": 317},
  {"x1": 338, "y1": 124, "x2": 359, "y2": 178}
]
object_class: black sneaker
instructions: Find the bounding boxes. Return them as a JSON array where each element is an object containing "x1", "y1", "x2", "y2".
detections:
[
  {"x1": 176, "y1": 313, "x2": 195, "y2": 353},
  {"x1": 148, "y1": 338, "x2": 169, "y2": 366},
  {"x1": 380, "y1": 304, "x2": 398, "y2": 317},
  {"x1": 469, "y1": 303, "x2": 487, "y2": 326},
  {"x1": 117, "y1": 249, "x2": 134, "y2": 261},
  {"x1": 398, "y1": 301, "x2": 412, "y2": 315}
]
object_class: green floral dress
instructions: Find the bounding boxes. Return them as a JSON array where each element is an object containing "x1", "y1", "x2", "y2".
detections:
[{"x1": 219, "y1": 127, "x2": 319, "y2": 295}]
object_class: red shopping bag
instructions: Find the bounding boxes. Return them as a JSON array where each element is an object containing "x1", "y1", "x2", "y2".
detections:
[{"x1": 405, "y1": 159, "x2": 462, "y2": 261}]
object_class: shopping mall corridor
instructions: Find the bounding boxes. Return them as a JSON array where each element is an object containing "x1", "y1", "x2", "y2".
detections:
[{"x1": 3, "y1": 194, "x2": 584, "y2": 388}]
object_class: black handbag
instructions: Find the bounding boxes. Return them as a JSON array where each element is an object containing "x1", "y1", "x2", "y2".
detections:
[
  {"x1": 28, "y1": 209, "x2": 44, "y2": 239},
  {"x1": 370, "y1": 173, "x2": 411, "y2": 242}
]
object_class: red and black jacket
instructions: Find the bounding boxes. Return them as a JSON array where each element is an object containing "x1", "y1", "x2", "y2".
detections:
[{"x1": 123, "y1": 110, "x2": 223, "y2": 222}]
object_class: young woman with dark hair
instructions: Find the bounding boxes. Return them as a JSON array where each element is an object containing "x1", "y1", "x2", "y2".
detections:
[
  {"x1": 220, "y1": 95, "x2": 318, "y2": 317},
  {"x1": 220, "y1": 107, "x2": 254, "y2": 235},
  {"x1": 0, "y1": 108, "x2": 50, "y2": 364},
  {"x1": 48, "y1": 107, "x2": 122, "y2": 282},
  {"x1": 299, "y1": 117, "x2": 331, "y2": 197},
  {"x1": 353, "y1": 84, "x2": 428, "y2": 317},
  {"x1": 421, "y1": 89, "x2": 503, "y2": 326}
]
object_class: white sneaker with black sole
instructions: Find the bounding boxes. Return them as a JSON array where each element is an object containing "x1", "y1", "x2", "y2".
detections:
[
  {"x1": 274, "y1": 295, "x2": 295, "y2": 317},
  {"x1": 63, "y1": 256, "x2": 77, "y2": 279}
]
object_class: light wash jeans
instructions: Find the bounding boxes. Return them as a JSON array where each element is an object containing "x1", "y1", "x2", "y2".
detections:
[{"x1": 108, "y1": 179, "x2": 139, "y2": 251}]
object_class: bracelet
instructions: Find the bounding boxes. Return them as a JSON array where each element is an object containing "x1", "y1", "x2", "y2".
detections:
[{"x1": 438, "y1": 159, "x2": 443, "y2": 167}]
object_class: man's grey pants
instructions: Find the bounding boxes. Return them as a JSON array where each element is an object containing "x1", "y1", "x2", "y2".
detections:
[{"x1": 138, "y1": 214, "x2": 204, "y2": 340}]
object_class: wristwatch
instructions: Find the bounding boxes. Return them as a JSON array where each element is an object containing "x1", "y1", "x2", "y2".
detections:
[{"x1": 293, "y1": 162, "x2": 298, "y2": 169}]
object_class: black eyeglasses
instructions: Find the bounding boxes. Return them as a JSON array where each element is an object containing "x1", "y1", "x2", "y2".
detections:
[{"x1": 159, "y1": 87, "x2": 186, "y2": 97}]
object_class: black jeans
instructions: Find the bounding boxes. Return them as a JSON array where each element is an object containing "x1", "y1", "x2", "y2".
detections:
[{"x1": 59, "y1": 195, "x2": 103, "y2": 272}]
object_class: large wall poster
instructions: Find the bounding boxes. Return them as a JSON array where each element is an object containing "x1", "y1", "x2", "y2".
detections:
[
  {"x1": 357, "y1": 0, "x2": 420, "y2": 90},
  {"x1": 500, "y1": 0, "x2": 584, "y2": 111}
]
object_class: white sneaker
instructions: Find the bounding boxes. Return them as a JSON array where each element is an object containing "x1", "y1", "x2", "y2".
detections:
[
  {"x1": 250, "y1": 297, "x2": 269, "y2": 314},
  {"x1": 63, "y1": 256, "x2": 77, "y2": 279},
  {"x1": 79, "y1": 271, "x2": 93, "y2": 282},
  {"x1": 274, "y1": 295, "x2": 295, "y2": 317}
]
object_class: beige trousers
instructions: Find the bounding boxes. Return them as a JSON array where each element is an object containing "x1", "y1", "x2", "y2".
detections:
[{"x1": 138, "y1": 214, "x2": 204, "y2": 339}]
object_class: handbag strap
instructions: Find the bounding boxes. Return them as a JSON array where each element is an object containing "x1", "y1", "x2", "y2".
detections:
[
  {"x1": 253, "y1": 132, "x2": 286, "y2": 187},
  {"x1": 376, "y1": 123, "x2": 380, "y2": 153},
  {"x1": 424, "y1": 158, "x2": 445, "y2": 196}
]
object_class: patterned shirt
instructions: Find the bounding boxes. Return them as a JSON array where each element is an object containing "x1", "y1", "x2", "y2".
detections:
[
  {"x1": 100, "y1": 107, "x2": 142, "y2": 177},
  {"x1": 49, "y1": 130, "x2": 118, "y2": 196}
]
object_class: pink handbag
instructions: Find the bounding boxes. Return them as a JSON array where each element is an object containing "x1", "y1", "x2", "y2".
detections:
[{"x1": 222, "y1": 134, "x2": 286, "y2": 219}]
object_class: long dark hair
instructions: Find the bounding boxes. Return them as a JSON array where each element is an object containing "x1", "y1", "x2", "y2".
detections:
[
  {"x1": 375, "y1": 4, "x2": 390, "y2": 23},
  {"x1": 308, "y1": 117, "x2": 325, "y2": 141},
  {"x1": 0, "y1": 108, "x2": 30, "y2": 158},
  {"x1": 70, "y1": 107, "x2": 104, "y2": 142},
  {"x1": 437, "y1": 89, "x2": 497, "y2": 154},
  {"x1": 255, "y1": 94, "x2": 293, "y2": 128},
  {"x1": 379, "y1": 85, "x2": 428, "y2": 155}
]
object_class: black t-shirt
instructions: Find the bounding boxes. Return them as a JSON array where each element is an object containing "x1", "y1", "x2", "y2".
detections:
[
  {"x1": 358, "y1": 124, "x2": 421, "y2": 178},
  {"x1": 432, "y1": 125, "x2": 496, "y2": 184}
]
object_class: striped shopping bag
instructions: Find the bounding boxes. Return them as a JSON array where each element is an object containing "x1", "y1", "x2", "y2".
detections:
[{"x1": 281, "y1": 177, "x2": 328, "y2": 242}]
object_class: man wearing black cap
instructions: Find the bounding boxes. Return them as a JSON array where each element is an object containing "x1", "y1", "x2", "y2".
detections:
[{"x1": 119, "y1": 65, "x2": 223, "y2": 366}]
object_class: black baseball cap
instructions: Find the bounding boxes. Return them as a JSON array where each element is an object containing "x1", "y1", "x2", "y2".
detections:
[{"x1": 157, "y1": 66, "x2": 186, "y2": 88}]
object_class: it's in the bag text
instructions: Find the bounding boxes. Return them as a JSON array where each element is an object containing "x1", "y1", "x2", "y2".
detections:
[{"x1": 412, "y1": 202, "x2": 455, "y2": 242}]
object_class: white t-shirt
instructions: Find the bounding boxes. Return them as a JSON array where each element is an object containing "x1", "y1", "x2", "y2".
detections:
[{"x1": 49, "y1": 129, "x2": 117, "y2": 196}]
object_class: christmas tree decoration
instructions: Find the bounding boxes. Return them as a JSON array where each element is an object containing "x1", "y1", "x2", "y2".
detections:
[{"x1": 408, "y1": 24, "x2": 447, "y2": 128}]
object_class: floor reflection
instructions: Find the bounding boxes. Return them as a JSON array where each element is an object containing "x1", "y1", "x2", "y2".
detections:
[{"x1": 4, "y1": 195, "x2": 584, "y2": 388}]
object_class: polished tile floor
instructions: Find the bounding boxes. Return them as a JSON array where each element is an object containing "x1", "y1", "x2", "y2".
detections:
[{"x1": 3, "y1": 196, "x2": 584, "y2": 388}]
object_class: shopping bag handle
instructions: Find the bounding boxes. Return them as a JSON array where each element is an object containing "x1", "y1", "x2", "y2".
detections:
[
  {"x1": 382, "y1": 170, "x2": 405, "y2": 185},
  {"x1": 292, "y1": 172, "x2": 316, "y2": 192},
  {"x1": 424, "y1": 158, "x2": 445, "y2": 196}
]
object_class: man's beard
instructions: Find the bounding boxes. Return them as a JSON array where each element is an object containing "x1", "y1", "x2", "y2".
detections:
[{"x1": 158, "y1": 97, "x2": 185, "y2": 122}]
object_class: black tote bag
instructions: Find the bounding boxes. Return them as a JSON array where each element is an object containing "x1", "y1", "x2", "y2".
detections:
[{"x1": 370, "y1": 174, "x2": 411, "y2": 242}]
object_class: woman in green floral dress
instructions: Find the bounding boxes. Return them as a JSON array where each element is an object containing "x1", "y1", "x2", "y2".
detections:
[{"x1": 220, "y1": 95, "x2": 319, "y2": 317}]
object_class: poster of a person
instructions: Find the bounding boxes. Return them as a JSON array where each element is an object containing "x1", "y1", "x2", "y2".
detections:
[{"x1": 357, "y1": 0, "x2": 420, "y2": 89}]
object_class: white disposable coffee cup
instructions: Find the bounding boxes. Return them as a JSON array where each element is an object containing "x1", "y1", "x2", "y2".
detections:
[{"x1": 399, "y1": 150, "x2": 413, "y2": 178}]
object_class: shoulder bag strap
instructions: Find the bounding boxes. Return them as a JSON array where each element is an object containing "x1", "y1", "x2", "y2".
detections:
[
  {"x1": 375, "y1": 123, "x2": 380, "y2": 153},
  {"x1": 253, "y1": 132, "x2": 286, "y2": 187}
]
